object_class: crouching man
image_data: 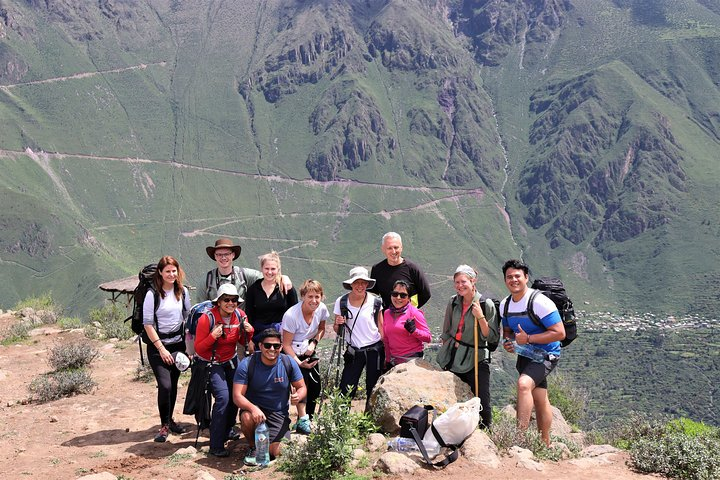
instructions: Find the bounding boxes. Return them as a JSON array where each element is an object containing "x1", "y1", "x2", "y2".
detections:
[{"x1": 233, "y1": 328, "x2": 306, "y2": 466}]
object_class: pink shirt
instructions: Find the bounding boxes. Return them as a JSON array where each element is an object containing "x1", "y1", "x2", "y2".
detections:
[{"x1": 382, "y1": 304, "x2": 432, "y2": 364}]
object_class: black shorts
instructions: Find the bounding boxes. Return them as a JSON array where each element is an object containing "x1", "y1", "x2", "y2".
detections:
[
  {"x1": 260, "y1": 408, "x2": 291, "y2": 443},
  {"x1": 516, "y1": 354, "x2": 559, "y2": 389}
]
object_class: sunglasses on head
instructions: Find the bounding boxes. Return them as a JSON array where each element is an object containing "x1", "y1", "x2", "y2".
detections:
[
  {"x1": 390, "y1": 291, "x2": 409, "y2": 299},
  {"x1": 262, "y1": 342, "x2": 282, "y2": 350},
  {"x1": 219, "y1": 296, "x2": 239, "y2": 303}
]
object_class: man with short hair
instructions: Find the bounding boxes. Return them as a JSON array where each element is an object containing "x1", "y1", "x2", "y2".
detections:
[
  {"x1": 369, "y1": 232, "x2": 431, "y2": 309},
  {"x1": 233, "y1": 329, "x2": 306, "y2": 465},
  {"x1": 202, "y1": 238, "x2": 291, "y2": 308},
  {"x1": 500, "y1": 259, "x2": 565, "y2": 447}
]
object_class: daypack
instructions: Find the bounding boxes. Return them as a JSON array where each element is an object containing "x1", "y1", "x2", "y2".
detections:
[
  {"x1": 502, "y1": 278, "x2": 577, "y2": 347},
  {"x1": 529, "y1": 277, "x2": 577, "y2": 346},
  {"x1": 448, "y1": 294, "x2": 501, "y2": 352},
  {"x1": 205, "y1": 266, "x2": 247, "y2": 303},
  {"x1": 339, "y1": 292, "x2": 383, "y2": 325}
]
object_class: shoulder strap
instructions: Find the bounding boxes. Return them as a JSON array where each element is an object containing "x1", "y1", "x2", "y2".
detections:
[
  {"x1": 235, "y1": 266, "x2": 246, "y2": 286},
  {"x1": 527, "y1": 290, "x2": 542, "y2": 328},
  {"x1": 502, "y1": 295, "x2": 510, "y2": 320},
  {"x1": 372, "y1": 295, "x2": 383, "y2": 326},
  {"x1": 339, "y1": 293, "x2": 350, "y2": 318},
  {"x1": 247, "y1": 353, "x2": 257, "y2": 384},
  {"x1": 409, "y1": 426, "x2": 460, "y2": 468},
  {"x1": 205, "y1": 269, "x2": 215, "y2": 298}
]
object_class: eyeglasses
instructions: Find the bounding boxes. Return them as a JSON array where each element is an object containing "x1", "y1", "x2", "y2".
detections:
[
  {"x1": 390, "y1": 291, "x2": 409, "y2": 299},
  {"x1": 262, "y1": 342, "x2": 282, "y2": 350},
  {"x1": 219, "y1": 297, "x2": 239, "y2": 303},
  {"x1": 215, "y1": 253, "x2": 233, "y2": 259}
]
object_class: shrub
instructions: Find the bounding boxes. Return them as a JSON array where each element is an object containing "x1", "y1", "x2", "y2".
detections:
[
  {"x1": 47, "y1": 342, "x2": 98, "y2": 371},
  {"x1": 57, "y1": 317, "x2": 83, "y2": 329},
  {"x1": 29, "y1": 369, "x2": 97, "y2": 403},
  {"x1": 14, "y1": 292, "x2": 58, "y2": 313},
  {"x1": 279, "y1": 390, "x2": 369, "y2": 480},
  {"x1": 489, "y1": 409, "x2": 579, "y2": 461},
  {"x1": 0, "y1": 321, "x2": 32, "y2": 345},
  {"x1": 547, "y1": 370, "x2": 588, "y2": 426},
  {"x1": 134, "y1": 361, "x2": 154, "y2": 383},
  {"x1": 86, "y1": 303, "x2": 133, "y2": 340}
]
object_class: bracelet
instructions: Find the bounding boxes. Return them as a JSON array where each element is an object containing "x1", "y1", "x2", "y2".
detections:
[{"x1": 153, "y1": 339, "x2": 161, "y2": 345}]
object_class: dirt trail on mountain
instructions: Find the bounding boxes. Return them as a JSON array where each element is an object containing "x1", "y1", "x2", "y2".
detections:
[
  {"x1": 0, "y1": 313, "x2": 654, "y2": 480},
  {"x1": 0, "y1": 63, "x2": 167, "y2": 90}
]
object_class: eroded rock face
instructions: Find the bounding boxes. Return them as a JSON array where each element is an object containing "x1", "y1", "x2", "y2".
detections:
[{"x1": 368, "y1": 358, "x2": 474, "y2": 434}]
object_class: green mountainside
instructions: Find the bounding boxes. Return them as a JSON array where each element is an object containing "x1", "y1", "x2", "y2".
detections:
[{"x1": 1, "y1": 0, "x2": 719, "y2": 321}]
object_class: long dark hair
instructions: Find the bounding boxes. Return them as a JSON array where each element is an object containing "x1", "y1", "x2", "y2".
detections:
[{"x1": 154, "y1": 255, "x2": 185, "y2": 300}]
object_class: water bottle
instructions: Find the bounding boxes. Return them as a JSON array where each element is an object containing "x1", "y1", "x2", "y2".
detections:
[
  {"x1": 387, "y1": 436, "x2": 420, "y2": 452},
  {"x1": 512, "y1": 341, "x2": 547, "y2": 363},
  {"x1": 254, "y1": 421, "x2": 270, "y2": 466}
]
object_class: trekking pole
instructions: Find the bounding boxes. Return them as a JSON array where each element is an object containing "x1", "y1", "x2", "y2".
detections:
[
  {"x1": 473, "y1": 311, "x2": 479, "y2": 397},
  {"x1": 317, "y1": 325, "x2": 346, "y2": 414}
]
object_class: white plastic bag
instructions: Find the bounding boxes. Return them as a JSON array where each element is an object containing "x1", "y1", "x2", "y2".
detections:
[{"x1": 422, "y1": 397, "x2": 480, "y2": 454}]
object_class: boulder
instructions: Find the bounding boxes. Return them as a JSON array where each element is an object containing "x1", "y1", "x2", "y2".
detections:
[
  {"x1": 365, "y1": 433, "x2": 387, "y2": 452},
  {"x1": 375, "y1": 451, "x2": 421, "y2": 474},
  {"x1": 461, "y1": 429, "x2": 501, "y2": 468},
  {"x1": 508, "y1": 446, "x2": 544, "y2": 471},
  {"x1": 369, "y1": 358, "x2": 473, "y2": 434}
]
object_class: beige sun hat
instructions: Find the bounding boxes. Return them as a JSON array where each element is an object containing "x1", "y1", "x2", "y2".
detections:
[
  {"x1": 212, "y1": 283, "x2": 240, "y2": 303},
  {"x1": 342, "y1": 266, "x2": 376, "y2": 290}
]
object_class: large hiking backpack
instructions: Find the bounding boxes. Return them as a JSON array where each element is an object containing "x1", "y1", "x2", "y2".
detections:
[
  {"x1": 529, "y1": 277, "x2": 576, "y2": 346},
  {"x1": 126, "y1": 264, "x2": 158, "y2": 340},
  {"x1": 480, "y1": 296, "x2": 502, "y2": 352}
]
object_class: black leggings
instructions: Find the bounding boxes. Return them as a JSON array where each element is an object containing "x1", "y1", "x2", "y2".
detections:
[
  {"x1": 455, "y1": 361, "x2": 492, "y2": 429},
  {"x1": 147, "y1": 340, "x2": 185, "y2": 426},
  {"x1": 298, "y1": 354, "x2": 321, "y2": 418},
  {"x1": 340, "y1": 342, "x2": 384, "y2": 411}
]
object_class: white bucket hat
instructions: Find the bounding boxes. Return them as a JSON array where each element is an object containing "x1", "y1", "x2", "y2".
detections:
[
  {"x1": 212, "y1": 283, "x2": 240, "y2": 303},
  {"x1": 342, "y1": 266, "x2": 376, "y2": 290}
]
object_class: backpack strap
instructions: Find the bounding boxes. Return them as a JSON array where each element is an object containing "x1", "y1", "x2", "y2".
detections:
[
  {"x1": 246, "y1": 353, "x2": 294, "y2": 399},
  {"x1": 205, "y1": 270, "x2": 214, "y2": 300},
  {"x1": 408, "y1": 424, "x2": 460, "y2": 468},
  {"x1": 372, "y1": 295, "x2": 383, "y2": 326},
  {"x1": 339, "y1": 293, "x2": 350, "y2": 319},
  {"x1": 526, "y1": 290, "x2": 543, "y2": 329}
]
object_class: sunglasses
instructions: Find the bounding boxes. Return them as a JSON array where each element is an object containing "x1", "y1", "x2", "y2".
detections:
[
  {"x1": 219, "y1": 296, "x2": 239, "y2": 303},
  {"x1": 262, "y1": 342, "x2": 282, "y2": 350},
  {"x1": 390, "y1": 291, "x2": 409, "y2": 299}
]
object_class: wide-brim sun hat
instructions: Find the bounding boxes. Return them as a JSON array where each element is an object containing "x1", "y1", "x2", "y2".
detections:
[
  {"x1": 342, "y1": 266, "x2": 376, "y2": 290},
  {"x1": 206, "y1": 237, "x2": 241, "y2": 260},
  {"x1": 172, "y1": 351, "x2": 191, "y2": 372},
  {"x1": 213, "y1": 283, "x2": 240, "y2": 303}
]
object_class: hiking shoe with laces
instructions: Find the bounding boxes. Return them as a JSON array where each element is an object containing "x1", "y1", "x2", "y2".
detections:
[
  {"x1": 154, "y1": 425, "x2": 170, "y2": 443},
  {"x1": 295, "y1": 415, "x2": 311, "y2": 434},
  {"x1": 243, "y1": 447, "x2": 257, "y2": 466},
  {"x1": 209, "y1": 448, "x2": 230, "y2": 458},
  {"x1": 169, "y1": 420, "x2": 186, "y2": 434}
]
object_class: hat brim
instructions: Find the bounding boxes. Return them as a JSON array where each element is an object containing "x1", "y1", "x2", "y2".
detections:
[
  {"x1": 342, "y1": 277, "x2": 376, "y2": 290},
  {"x1": 206, "y1": 245, "x2": 241, "y2": 260}
]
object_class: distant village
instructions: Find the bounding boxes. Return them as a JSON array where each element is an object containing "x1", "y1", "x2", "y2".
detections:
[{"x1": 578, "y1": 311, "x2": 718, "y2": 332}]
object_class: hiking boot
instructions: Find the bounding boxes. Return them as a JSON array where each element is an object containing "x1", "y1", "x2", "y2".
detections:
[
  {"x1": 209, "y1": 448, "x2": 230, "y2": 458},
  {"x1": 154, "y1": 425, "x2": 170, "y2": 443},
  {"x1": 295, "y1": 415, "x2": 311, "y2": 435},
  {"x1": 169, "y1": 420, "x2": 187, "y2": 434},
  {"x1": 243, "y1": 447, "x2": 257, "y2": 466}
]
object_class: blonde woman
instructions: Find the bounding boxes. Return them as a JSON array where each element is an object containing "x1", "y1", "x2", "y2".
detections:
[{"x1": 244, "y1": 251, "x2": 298, "y2": 350}]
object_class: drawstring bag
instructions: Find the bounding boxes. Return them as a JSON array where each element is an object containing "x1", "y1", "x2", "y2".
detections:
[{"x1": 408, "y1": 397, "x2": 481, "y2": 468}]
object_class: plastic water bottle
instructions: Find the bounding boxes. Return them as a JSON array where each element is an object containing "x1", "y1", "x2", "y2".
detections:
[
  {"x1": 387, "y1": 436, "x2": 420, "y2": 452},
  {"x1": 254, "y1": 421, "x2": 270, "y2": 466},
  {"x1": 513, "y1": 341, "x2": 547, "y2": 363}
]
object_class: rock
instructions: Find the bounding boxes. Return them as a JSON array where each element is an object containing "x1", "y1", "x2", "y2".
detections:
[
  {"x1": 461, "y1": 429, "x2": 500, "y2": 468},
  {"x1": 49, "y1": 416, "x2": 59, "y2": 423},
  {"x1": 509, "y1": 446, "x2": 544, "y2": 471},
  {"x1": 550, "y1": 441, "x2": 572, "y2": 460},
  {"x1": 369, "y1": 358, "x2": 473, "y2": 434},
  {"x1": 77, "y1": 473, "x2": 117, "y2": 480},
  {"x1": 581, "y1": 444, "x2": 619, "y2": 457},
  {"x1": 497, "y1": 404, "x2": 572, "y2": 439},
  {"x1": 366, "y1": 433, "x2": 387, "y2": 452},
  {"x1": 194, "y1": 471, "x2": 217, "y2": 480},
  {"x1": 375, "y1": 451, "x2": 421, "y2": 474},
  {"x1": 569, "y1": 455, "x2": 615, "y2": 468},
  {"x1": 175, "y1": 445, "x2": 197, "y2": 455}
]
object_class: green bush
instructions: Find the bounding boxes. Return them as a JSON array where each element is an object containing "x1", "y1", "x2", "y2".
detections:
[
  {"x1": 86, "y1": 303, "x2": 133, "y2": 340},
  {"x1": 489, "y1": 409, "x2": 579, "y2": 461},
  {"x1": 14, "y1": 292, "x2": 58, "y2": 313},
  {"x1": 0, "y1": 321, "x2": 32, "y2": 345},
  {"x1": 547, "y1": 370, "x2": 588, "y2": 426},
  {"x1": 29, "y1": 369, "x2": 97, "y2": 403},
  {"x1": 134, "y1": 361, "x2": 154, "y2": 383},
  {"x1": 47, "y1": 341, "x2": 98, "y2": 370},
  {"x1": 57, "y1": 317, "x2": 83, "y2": 329},
  {"x1": 279, "y1": 390, "x2": 371, "y2": 480}
]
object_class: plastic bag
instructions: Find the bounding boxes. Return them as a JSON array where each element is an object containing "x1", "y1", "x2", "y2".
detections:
[{"x1": 422, "y1": 397, "x2": 480, "y2": 453}]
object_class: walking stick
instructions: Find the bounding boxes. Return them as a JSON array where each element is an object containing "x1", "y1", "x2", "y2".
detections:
[
  {"x1": 473, "y1": 312, "x2": 479, "y2": 397},
  {"x1": 317, "y1": 325, "x2": 345, "y2": 414}
]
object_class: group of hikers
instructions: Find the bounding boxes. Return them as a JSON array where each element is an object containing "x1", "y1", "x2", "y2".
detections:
[{"x1": 142, "y1": 232, "x2": 566, "y2": 465}]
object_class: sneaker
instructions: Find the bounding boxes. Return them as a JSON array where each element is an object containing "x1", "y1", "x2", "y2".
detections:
[
  {"x1": 243, "y1": 447, "x2": 257, "y2": 466},
  {"x1": 295, "y1": 415, "x2": 311, "y2": 435},
  {"x1": 227, "y1": 428, "x2": 241, "y2": 441},
  {"x1": 154, "y1": 425, "x2": 170, "y2": 443},
  {"x1": 169, "y1": 420, "x2": 187, "y2": 434},
  {"x1": 209, "y1": 448, "x2": 230, "y2": 458}
]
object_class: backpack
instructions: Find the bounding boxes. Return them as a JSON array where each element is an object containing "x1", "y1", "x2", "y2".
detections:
[
  {"x1": 529, "y1": 277, "x2": 577, "y2": 346},
  {"x1": 501, "y1": 278, "x2": 577, "y2": 347},
  {"x1": 205, "y1": 266, "x2": 247, "y2": 301},
  {"x1": 339, "y1": 293, "x2": 383, "y2": 325}
]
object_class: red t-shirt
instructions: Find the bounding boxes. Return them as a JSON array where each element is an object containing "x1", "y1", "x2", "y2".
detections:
[{"x1": 194, "y1": 306, "x2": 252, "y2": 363}]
